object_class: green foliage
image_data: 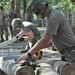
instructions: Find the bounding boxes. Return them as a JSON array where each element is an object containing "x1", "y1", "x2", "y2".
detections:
[
  {"x1": 0, "y1": 0, "x2": 10, "y2": 13},
  {"x1": 48, "y1": 0, "x2": 73, "y2": 19},
  {"x1": 0, "y1": 0, "x2": 74, "y2": 19}
]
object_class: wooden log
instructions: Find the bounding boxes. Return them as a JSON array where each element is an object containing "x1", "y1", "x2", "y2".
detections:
[
  {"x1": 60, "y1": 63, "x2": 75, "y2": 75},
  {"x1": 1, "y1": 59, "x2": 35, "y2": 75},
  {"x1": 1, "y1": 60, "x2": 18, "y2": 75},
  {"x1": 52, "y1": 60, "x2": 75, "y2": 75},
  {"x1": 53, "y1": 61, "x2": 70, "y2": 74},
  {"x1": 12, "y1": 65, "x2": 35, "y2": 75},
  {"x1": 36, "y1": 63, "x2": 59, "y2": 75},
  {"x1": 0, "y1": 69, "x2": 7, "y2": 75}
]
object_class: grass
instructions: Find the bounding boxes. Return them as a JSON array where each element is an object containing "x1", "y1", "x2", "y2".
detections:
[{"x1": 37, "y1": 27, "x2": 45, "y2": 30}]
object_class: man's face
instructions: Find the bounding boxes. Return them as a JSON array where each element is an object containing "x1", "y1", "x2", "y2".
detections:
[
  {"x1": 32, "y1": 9, "x2": 40, "y2": 16},
  {"x1": 71, "y1": 0, "x2": 75, "y2": 5},
  {"x1": 32, "y1": 9, "x2": 46, "y2": 19},
  {"x1": 13, "y1": 24, "x2": 21, "y2": 30},
  {"x1": 72, "y1": 2, "x2": 75, "y2": 5}
]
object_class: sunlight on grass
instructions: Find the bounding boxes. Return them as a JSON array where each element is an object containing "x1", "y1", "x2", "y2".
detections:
[{"x1": 37, "y1": 27, "x2": 45, "y2": 30}]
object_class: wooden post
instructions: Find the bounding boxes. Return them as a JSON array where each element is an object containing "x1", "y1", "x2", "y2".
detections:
[
  {"x1": 51, "y1": 60, "x2": 75, "y2": 75},
  {"x1": 1, "y1": 59, "x2": 35, "y2": 75},
  {"x1": 36, "y1": 63, "x2": 59, "y2": 75}
]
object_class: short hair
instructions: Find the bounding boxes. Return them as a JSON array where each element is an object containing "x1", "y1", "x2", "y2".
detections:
[
  {"x1": 71, "y1": 0, "x2": 75, "y2": 2},
  {"x1": 11, "y1": 18, "x2": 22, "y2": 29}
]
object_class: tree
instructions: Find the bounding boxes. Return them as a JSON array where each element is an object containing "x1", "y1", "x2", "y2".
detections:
[
  {"x1": 10, "y1": 0, "x2": 15, "y2": 12},
  {"x1": 15, "y1": 0, "x2": 20, "y2": 17}
]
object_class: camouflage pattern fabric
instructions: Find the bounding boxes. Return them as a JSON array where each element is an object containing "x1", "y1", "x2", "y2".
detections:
[
  {"x1": 7, "y1": 12, "x2": 18, "y2": 37},
  {"x1": 65, "y1": 49, "x2": 75, "y2": 63},
  {"x1": 71, "y1": 12, "x2": 75, "y2": 34},
  {"x1": 25, "y1": 7, "x2": 33, "y2": 22},
  {"x1": 0, "y1": 10, "x2": 8, "y2": 41}
]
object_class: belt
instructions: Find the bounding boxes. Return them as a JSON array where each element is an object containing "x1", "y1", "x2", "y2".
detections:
[{"x1": 61, "y1": 46, "x2": 75, "y2": 55}]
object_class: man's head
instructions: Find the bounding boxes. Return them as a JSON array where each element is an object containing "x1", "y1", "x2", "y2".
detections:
[
  {"x1": 11, "y1": 18, "x2": 22, "y2": 30},
  {"x1": 26, "y1": 7, "x2": 30, "y2": 13},
  {"x1": 71, "y1": 0, "x2": 75, "y2": 5},
  {"x1": 29, "y1": 0, "x2": 48, "y2": 19}
]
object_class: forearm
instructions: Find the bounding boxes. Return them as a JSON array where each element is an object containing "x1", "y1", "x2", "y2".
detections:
[
  {"x1": 16, "y1": 31, "x2": 24, "y2": 36},
  {"x1": 27, "y1": 39, "x2": 52, "y2": 55},
  {"x1": 43, "y1": 40, "x2": 52, "y2": 48}
]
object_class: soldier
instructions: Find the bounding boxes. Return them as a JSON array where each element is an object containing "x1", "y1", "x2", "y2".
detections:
[
  {"x1": 12, "y1": 18, "x2": 42, "y2": 59},
  {"x1": 8, "y1": 11, "x2": 18, "y2": 37},
  {"x1": 0, "y1": 4, "x2": 8, "y2": 41},
  {"x1": 25, "y1": 7, "x2": 33, "y2": 22},
  {"x1": 17, "y1": 0, "x2": 75, "y2": 63}
]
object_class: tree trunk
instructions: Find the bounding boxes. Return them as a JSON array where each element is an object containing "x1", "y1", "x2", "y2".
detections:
[
  {"x1": 10, "y1": 0, "x2": 15, "y2": 12},
  {"x1": 15, "y1": 0, "x2": 20, "y2": 17},
  {"x1": 23, "y1": 0, "x2": 26, "y2": 20}
]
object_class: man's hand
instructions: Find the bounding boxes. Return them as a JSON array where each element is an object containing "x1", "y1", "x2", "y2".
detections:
[
  {"x1": 17, "y1": 52, "x2": 34, "y2": 63},
  {"x1": 17, "y1": 53, "x2": 29, "y2": 63},
  {"x1": 16, "y1": 36, "x2": 24, "y2": 41}
]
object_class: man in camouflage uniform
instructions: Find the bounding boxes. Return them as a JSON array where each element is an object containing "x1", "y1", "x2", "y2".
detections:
[
  {"x1": 12, "y1": 18, "x2": 42, "y2": 59},
  {"x1": 0, "y1": 4, "x2": 8, "y2": 41},
  {"x1": 25, "y1": 7, "x2": 33, "y2": 22},
  {"x1": 8, "y1": 11, "x2": 18, "y2": 37},
  {"x1": 17, "y1": 0, "x2": 75, "y2": 63}
]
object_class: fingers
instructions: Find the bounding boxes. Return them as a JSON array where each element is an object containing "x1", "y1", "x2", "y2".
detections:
[
  {"x1": 17, "y1": 55, "x2": 26, "y2": 63},
  {"x1": 16, "y1": 58, "x2": 22, "y2": 63},
  {"x1": 17, "y1": 59, "x2": 25, "y2": 64},
  {"x1": 16, "y1": 53, "x2": 29, "y2": 64}
]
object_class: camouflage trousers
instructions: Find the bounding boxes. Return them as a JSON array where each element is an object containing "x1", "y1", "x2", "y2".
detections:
[
  {"x1": 72, "y1": 27, "x2": 75, "y2": 34},
  {"x1": 0, "y1": 25, "x2": 8, "y2": 41},
  {"x1": 25, "y1": 35, "x2": 41, "y2": 50},
  {"x1": 61, "y1": 47, "x2": 75, "y2": 63}
]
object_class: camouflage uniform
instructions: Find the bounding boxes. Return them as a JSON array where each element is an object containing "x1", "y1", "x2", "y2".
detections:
[
  {"x1": 71, "y1": 12, "x2": 75, "y2": 34},
  {"x1": 22, "y1": 21, "x2": 41, "y2": 51},
  {"x1": 25, "y1": 7, "x2": 33, "y2": 22},
  {"x1": 0, "y1": 5, "x2": 8, "y2": 41},
  {"x1": 8, "y1": 12, "x2": 18, "y2": 37},
  {"x1": 11, "y1": 18, "x2": 41, "y2": 53},
  {"x1": 29, "y1": 0, "x2": 75, "y2": 63}
]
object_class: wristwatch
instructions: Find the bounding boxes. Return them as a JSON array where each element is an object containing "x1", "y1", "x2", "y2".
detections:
[{"x1": 28, "y1": 53, "x2": 32, "y2": 57}]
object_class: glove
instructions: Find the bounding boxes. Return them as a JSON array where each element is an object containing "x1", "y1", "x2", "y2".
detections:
[
  {"x1": 34, "y1": 51, "x2": 43, "y2": 59},
  {"x1": 16, "y1": 36, "x2": 24, "y2": 41},
  {"x1": 19, "y1": 38, "x2": 24, "y2": 41},
  {"x1": 16, "y1": 36, "x2": 18, "y2": 39}
]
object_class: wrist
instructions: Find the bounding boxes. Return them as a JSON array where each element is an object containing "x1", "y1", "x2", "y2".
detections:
[{"x1": 27, "y1": 52, "x2": 34, "y2": 61}]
